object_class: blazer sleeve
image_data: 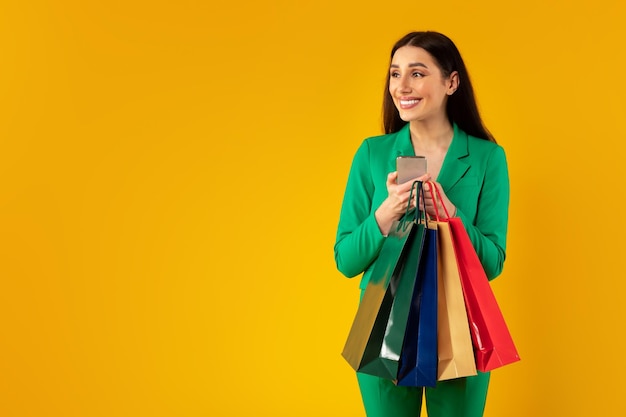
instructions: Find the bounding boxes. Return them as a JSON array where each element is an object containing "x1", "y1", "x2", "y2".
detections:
[
  {"x1": 456, "y1": 145, "x2": 510, "y2": 281},
  {"x1": 334, "y1": 140, "x2": 386, "y2": 278}
]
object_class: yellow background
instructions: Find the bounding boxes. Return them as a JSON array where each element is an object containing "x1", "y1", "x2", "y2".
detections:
[{"x1": 1, "y1": 0, "x2": 624, "y2": 416}]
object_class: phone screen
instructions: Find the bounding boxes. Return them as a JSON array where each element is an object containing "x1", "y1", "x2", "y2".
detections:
[{"x1": 396, "y1": 156, "x2": 427, "y2": 184}]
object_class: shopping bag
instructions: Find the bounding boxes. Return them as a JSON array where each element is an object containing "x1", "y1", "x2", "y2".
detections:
[
  {"x1": 358, "y1": 218, "x2": 425, "y2": 379},
  {"x1": 426, "y1": 182, "x2": 477, "y2": 380},
  {"x1": 342, "y1": 182, "x2": 425, "y2": 376},
  {"x1": 435, "y1": 220, "x2": 478, "y2": 380},
  {"x1": 433, "y1": 184, "x2": 521, "y2": 372},
  {"x1": 396, "y1": 221, "x2": 438, "y2": 387}
]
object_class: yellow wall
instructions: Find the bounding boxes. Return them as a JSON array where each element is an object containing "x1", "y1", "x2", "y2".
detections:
[{"x1": 1, "y1": 0, "x2": 624, "y2": 416}]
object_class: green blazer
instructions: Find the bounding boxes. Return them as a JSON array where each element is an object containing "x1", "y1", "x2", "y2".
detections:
[{"x1": 334, "y1": 123, "x2": 509, "y2": 289}]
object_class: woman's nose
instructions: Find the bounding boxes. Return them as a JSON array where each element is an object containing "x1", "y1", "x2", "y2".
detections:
[{"x1": 398, "y1": 76, "x2": 411, "y2": 92}]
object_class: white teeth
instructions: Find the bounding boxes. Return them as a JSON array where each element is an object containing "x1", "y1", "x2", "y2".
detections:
[{"x1": 400, "y1": 99, "x2": 419, "y2": 105}]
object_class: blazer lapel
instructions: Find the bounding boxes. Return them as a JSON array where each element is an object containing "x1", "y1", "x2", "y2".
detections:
[
  {"x1": 438, "y1": 123, "x2": 470, "y2": 193},
  {"x1": 391, "y1": 124, "x2": 415, "y2": 172}
]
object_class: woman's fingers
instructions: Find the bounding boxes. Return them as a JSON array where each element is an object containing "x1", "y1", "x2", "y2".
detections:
[{"x1": 386, "y1": 174, "x2": 445, "y2": 216}]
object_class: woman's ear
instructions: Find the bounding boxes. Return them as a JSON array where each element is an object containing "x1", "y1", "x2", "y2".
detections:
[{"x1": 447, "y1": 71, "x2": 460, "y2": 95}]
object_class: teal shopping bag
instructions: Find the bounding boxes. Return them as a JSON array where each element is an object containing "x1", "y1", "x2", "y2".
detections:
[{"x1": 342, "y1": 182, "x2": 426, "y2": 379}]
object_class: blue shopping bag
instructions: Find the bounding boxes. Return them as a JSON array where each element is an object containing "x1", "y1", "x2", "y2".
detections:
[{"x1": 396, "y1": 222, "x2": 438, "y2": 387}]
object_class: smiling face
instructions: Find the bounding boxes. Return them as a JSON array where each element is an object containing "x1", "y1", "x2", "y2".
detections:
[{"x1": 389, "y1": 46, "x2": 458, "y2": 124}]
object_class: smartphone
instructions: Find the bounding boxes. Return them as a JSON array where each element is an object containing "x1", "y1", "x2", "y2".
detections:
[{"x1": 396, "y1": 156, "x2": 427, "y2": 184}]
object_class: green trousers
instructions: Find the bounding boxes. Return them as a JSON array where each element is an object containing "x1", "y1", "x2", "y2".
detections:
[{"x1": 356, "y1": 370, "x2": 490, "y2": 417}]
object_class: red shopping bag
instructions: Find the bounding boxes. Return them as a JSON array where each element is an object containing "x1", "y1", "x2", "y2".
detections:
[
  {"x1": 433, "y1": 184, "x2": 520, "y2": 372},
  {"x1": 424, "y1": 182, "x2": 477, "y2": 381}
]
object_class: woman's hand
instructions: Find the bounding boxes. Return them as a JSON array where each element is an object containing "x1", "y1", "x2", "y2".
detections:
[
  {"x1": 421, "y1": 181, "x2": 457, "y2": 219},
  {"x1": 375, "y1": 171, "x2": 431, "y2": 235}
]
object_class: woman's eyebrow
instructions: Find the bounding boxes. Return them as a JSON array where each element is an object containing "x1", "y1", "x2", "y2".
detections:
[{"x1": 390, "y1": 62, "x2": 428, "y2": 69}]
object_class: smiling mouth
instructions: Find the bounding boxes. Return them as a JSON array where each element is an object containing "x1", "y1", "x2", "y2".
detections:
[{"x1": 399, "y1": 99, "x2": 421, "y2": 109}]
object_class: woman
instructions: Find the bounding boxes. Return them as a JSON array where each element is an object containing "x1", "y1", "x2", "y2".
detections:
[{"x1": 334, "y1": 31, "x2": 509, "y2": 417}]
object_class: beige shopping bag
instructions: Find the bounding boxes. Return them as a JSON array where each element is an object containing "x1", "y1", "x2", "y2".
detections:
[{"x1": 435, "y1": 220, "x2": 477, "y2": 380}]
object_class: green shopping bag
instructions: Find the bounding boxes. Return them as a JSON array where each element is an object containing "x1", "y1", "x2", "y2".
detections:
[{"x1": 342, "y1": 182, "x2": 426, "y2": 379}]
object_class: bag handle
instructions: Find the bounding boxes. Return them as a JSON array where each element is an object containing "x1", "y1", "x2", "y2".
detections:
[
  {"x1": 416, "y1": 181, "x2": 428, "y2": 227},
  {"x1": 398, "y1": 180, "x2": 427, "y2": 232},
  {"x1": 426, "y1": 181, "x2": 452, "y2": 220},
  {"x1": 425, "y1": 181, "x2": 441, "y2": 221}
]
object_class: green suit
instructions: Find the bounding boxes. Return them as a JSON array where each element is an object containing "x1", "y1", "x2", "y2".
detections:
[{"x1": 334, "y1": 123, "x2": 509, "y2": 417}]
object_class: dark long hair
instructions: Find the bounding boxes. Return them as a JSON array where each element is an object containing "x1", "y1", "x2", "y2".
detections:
[{"x1": 382, "y1": 31, "x2": 495, "y2": 143}]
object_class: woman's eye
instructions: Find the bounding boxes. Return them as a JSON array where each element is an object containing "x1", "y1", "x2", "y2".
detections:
[
  {"x1": 390, "y1": 72, "x2": 400, "y2": 78},
  {"x1": 412, "y1": 72, "x2": 423, "y2": 78}
]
